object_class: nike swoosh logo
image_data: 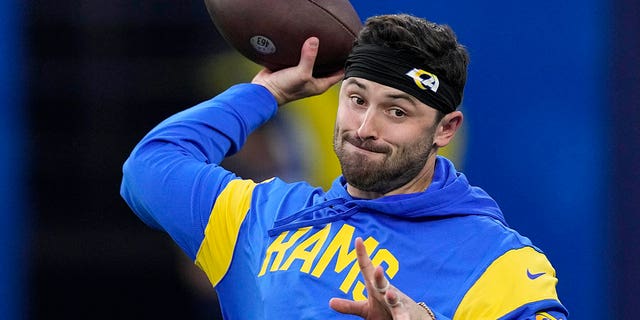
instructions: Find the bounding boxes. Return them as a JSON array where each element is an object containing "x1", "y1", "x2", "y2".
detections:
[{"x1": 527, "y1": 269, "x2": 545, "y2": 280}]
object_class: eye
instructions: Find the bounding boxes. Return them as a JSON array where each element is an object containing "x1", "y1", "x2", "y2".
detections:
[
  {"x1": 389, "y1": 108, "x2": 407, "y2": 118},
  {"x1": 350, "y1": 95, "x2": 365, "y2": 105}
]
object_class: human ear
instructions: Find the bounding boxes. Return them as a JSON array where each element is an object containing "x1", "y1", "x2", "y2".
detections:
[{"x1": 434, "y1": 111, "x2": 463, "y2": 148}]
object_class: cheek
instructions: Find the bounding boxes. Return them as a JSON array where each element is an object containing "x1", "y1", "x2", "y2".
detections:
[
  {"x1": 335, "y1": 103, "x2": 356, "y2": 130},
  {"x1": 387, "y1": 125, "x2": 432, "y2": 148}
]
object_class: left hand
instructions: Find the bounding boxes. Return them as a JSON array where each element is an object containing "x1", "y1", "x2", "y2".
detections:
[{"x1": 329, "y1": 237, "x2": 435, "y2": 320}]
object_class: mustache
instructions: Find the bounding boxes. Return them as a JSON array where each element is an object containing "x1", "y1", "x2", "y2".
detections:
[{"x1": 342, "y1": 133, "x2": 391, "y2": 153}]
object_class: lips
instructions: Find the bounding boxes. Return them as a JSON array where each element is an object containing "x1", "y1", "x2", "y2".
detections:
[{"x1": 343, "y1": 134, "x2": 390, "y2": 153}]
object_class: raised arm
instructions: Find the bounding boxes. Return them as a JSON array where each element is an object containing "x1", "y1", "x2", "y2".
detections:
[
  {"x1": 120, "y1": 37, "x2": 343, "y2": 259},
  {"x1": 120, "y1": 82, "x2": 278, "y2": 258}
]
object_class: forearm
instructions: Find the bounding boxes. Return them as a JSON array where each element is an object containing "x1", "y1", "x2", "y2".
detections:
[{"x1": 134, "y1": 83, "x2": 278, "y2": 163}]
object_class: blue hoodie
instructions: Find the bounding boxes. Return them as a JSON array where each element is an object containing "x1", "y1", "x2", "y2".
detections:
[{"x1": 121, "y1": 83, "x2": 568, "y2": 319}]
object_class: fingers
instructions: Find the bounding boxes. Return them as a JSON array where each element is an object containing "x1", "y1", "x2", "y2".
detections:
[
  {"x1": 315, "y1": 69, "x2": 345, "y2": 91},
  {"x1": 384, "y1": 287, "x2": 413, "y2": 320},
  {"x1": 355, "y1": 237, "x2": 375, "y2": 279},
  {"x1": 356, "y1": 238, "x2": 391, "y2": 296},
  {"x1": 375, "y1": 267, "x2": 403, "y2": 308},
  {"x1": 298, "y1": 37, "x2": 344, "y2": 85},
  {"x1": 297, "y1": 37, "x2": 320, "y2": 76},
  {"x1": 374, "y1": 265, "x2": 389, "y2": 294},
  {"x1": 328, "y1": 298, "x2": 367, "y2": 316},
  {"x1": 361, "y1": 249, "x2": 410, "y2": 312},
  {"x1": 332, "y1": 237, "x2": 417, "y2": 319},
  {"x1": 355, "y1": 237, "x2": 391, "y2": 299},
  {"x1": 252, "y1": 36, "x2": 342, "y2": 105}
]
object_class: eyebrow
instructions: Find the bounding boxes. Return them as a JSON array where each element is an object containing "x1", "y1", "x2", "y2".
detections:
[
  {"x1": 345, "y1": 78, "x2": 418, "y2": 106},
  {"x1": 387, "y1": 92, "x2": 417, "y2": 105},
  {"x1": 344, "y1": 78, "x2": 366, "y2": 89}
]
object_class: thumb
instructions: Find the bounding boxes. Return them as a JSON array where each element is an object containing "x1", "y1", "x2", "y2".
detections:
[{"x1": 297, "y1": 37, "x2": 320, "y2": 74}]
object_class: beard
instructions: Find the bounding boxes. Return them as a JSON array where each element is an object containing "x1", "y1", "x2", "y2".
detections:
[{"x1": 333, "y1": 128, "x2": 436, "y2": 194}]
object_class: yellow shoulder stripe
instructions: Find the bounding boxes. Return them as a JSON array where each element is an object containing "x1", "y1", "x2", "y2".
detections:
[
  {"x1": 195, "y1": 179, "x2": 257, "y2": 287},
  {"x1": 453, "y1": 246, "x2": 559, "y2": 319},
  {"x1": 536, "y1": 311, "x2": 558, "y2": 320}
]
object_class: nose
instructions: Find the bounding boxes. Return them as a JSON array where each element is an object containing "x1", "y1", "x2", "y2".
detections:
[{"x1": 356, "y1": 108, "x2": 380, "y2": 140}]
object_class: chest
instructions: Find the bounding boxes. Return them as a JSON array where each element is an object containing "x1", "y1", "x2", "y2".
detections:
[
  {"x1": 256, "y1": 218, "x2": 473, "y2": 302},
  {"x1": 217, "y1": 215, "x2": 493, "y2": 319}
]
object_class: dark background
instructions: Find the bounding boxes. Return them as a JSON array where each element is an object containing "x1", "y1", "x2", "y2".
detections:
[
  {"x1": 27, "y1": 1, "x2": 228, "y2": 318},
  {"x1": 0, "y1": 0, "x2": 638, "y2": 319}
]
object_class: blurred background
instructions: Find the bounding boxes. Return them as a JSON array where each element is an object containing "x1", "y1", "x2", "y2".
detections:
[{"x1": 1, "y1": 0, "x2": 638, "y2": 319}]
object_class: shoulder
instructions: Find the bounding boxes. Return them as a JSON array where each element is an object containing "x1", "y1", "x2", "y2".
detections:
[
  {"x1": 452, "y1": 244, "x2": 564, "y2": 319},
  {"x1": 448, "y1": 216, "x2": 566, "y2": 319}
]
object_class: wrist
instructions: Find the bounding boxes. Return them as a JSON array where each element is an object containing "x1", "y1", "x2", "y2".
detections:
[
  {"x1": 251, "y1": 75, "x2": 289, "y2": 106},
  {"x1": 417, "y1": 302, "x2": 436, "y2": 320}
]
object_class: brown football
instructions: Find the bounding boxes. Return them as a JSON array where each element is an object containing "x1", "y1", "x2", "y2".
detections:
[{"x1": 204, "y1": 0, "x2": 362, "y2": 76}]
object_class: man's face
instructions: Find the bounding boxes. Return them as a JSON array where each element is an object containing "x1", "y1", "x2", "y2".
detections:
[{"x1": 333, "y1": 77, "x2": 441, "y2": 195}]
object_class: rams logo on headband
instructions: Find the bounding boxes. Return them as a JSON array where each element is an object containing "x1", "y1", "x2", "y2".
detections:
[{"x1": 405, "y1": 68, "x2": 439, "y2": 93}]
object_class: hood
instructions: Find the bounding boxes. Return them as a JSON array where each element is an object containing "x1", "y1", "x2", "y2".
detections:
[{"x1": 268, "y1": 156, "x2": 505, "y2": 236}]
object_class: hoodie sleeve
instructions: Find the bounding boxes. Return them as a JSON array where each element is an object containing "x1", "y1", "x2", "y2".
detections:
[
  {"x1": 119, "y1": 83, "x2": 278, "y2": 259},
  {"x1": 451, "y1": 246, "x2": 568, "y2": 319}
]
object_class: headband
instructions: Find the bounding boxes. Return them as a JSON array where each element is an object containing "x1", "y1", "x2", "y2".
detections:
[{"x1": 344, "y1": 44, "x2": 461, "y2": 114}]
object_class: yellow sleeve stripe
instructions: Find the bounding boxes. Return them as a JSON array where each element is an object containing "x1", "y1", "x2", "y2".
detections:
[
  {"x1": 195, "y1": 179, "x2": 257, "y2": 287},
  {"x1": 536, "y1": 311, "x2": 558, "y2": 320},
  {"x1": 453, "y1": 246, "x2": 559, "y2": 320}
]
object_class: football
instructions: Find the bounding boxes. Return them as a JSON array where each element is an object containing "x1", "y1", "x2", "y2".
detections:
[{"x1": 204, "y1": 0, "x2": 362, "y2": 76}]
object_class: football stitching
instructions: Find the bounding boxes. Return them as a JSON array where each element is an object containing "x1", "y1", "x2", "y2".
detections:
[{"x1": 305, "y1": 0, "x2": 359, "y2": 37}]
